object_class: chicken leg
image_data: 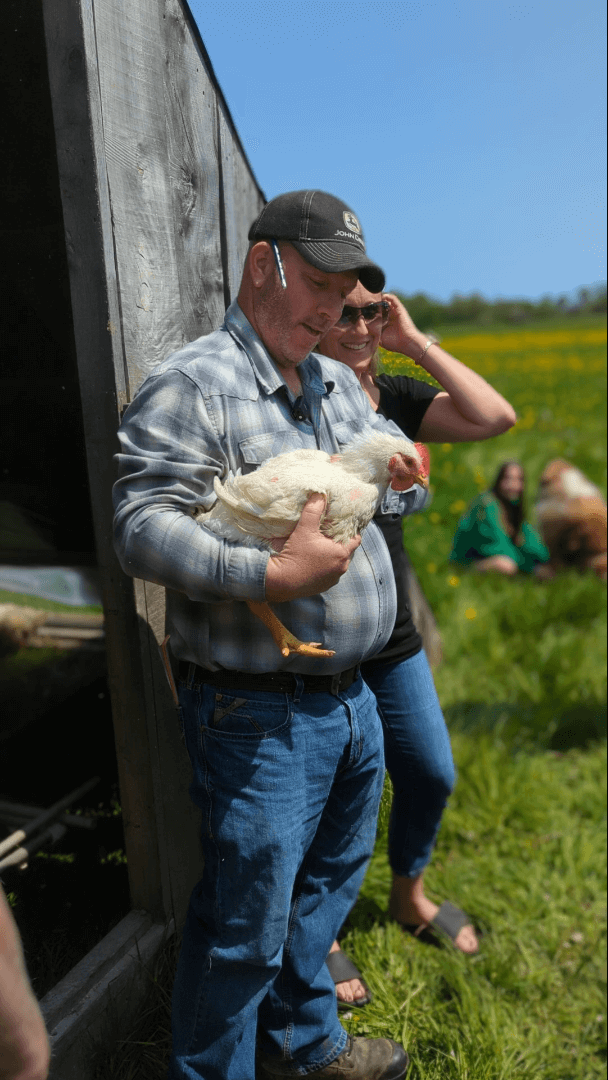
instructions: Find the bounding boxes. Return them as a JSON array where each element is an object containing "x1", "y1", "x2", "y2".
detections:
[{"x1": 246, "y1": 600, "x2": 335, "y2": 658}]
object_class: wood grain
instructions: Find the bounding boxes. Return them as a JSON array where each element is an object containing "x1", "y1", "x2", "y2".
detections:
[{"x1": 43, "y1": 0, "x2": 263, "y2": 923}]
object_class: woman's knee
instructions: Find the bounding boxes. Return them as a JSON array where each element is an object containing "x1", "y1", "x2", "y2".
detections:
[
  {"x1": 427, "y1": 760, "x2": 456, "y2": 802},
  {"x1": 390, "y1": 756, "x2": 455, "y2": 809}
]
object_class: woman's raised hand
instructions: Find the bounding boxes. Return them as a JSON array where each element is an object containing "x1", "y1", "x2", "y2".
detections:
[{"x1": 379, "y1": 293, "x2": 424, "y2": 358}]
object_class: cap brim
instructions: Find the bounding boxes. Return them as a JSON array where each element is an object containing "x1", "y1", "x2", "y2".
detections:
[{"x1": 291, "y1": 240, "x2": 385, "y2": 293}]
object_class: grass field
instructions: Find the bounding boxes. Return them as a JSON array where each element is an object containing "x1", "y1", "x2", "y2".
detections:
[{"x1": 89, "y1": 318, "x2": 606, "y2": 1079}]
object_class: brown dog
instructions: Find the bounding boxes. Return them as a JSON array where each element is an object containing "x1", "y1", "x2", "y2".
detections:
[{"x1": 536, "y1": 460, "x2": 607, "y2": 580}]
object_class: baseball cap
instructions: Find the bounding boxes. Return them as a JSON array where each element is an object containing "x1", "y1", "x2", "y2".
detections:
[{"x1": 248, "y1": 190, "x2": 385, "y2": 293}]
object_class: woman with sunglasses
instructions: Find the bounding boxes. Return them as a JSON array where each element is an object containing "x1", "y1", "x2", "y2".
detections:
[{"x1": 317, "y1": 285, "x2": 516, "y2": 1009}]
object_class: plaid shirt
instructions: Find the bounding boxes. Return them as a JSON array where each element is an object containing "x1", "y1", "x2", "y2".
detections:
[{"x1": 113, "y1": 301, "x2": 423, "y2": 674}]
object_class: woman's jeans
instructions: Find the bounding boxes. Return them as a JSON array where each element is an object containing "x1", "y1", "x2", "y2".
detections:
[
  {"x1": 168, "y1": 673, "x2": 385, "y2": 1080},
  {"x1": 363, "y1": 649, "x2": 455, "y2": 879}
]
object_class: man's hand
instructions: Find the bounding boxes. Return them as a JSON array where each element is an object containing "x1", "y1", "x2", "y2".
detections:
[{"x1": 265, "y1": 494, "x2": 361, "y2": 602}]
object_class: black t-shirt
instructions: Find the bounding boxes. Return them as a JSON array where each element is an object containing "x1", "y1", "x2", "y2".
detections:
[{"x1": 361, "y1": 374, "x2": 441, "y2": 673}]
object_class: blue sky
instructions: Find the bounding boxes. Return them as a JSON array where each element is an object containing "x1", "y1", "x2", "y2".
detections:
[{"x1": 187, "y1": 0, "x2": 606, "y2": 303}]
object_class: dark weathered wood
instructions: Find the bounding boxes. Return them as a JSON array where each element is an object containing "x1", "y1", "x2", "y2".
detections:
[
  {"x1": 42, "y1": 0, "x2": 264, "y2": 928},
  {"x1": 163, "y1": 0, "x2": 227, "y2": 340},
  {"x1": 218, "y1": 100, "x2": 265, "y2": 302},
  {"x1": 42, "y1": 912, "x2": 173, "y2": 1080},
  {"x1": 92, "y1": 0, "x2": 185, "y2": 387},
  {"x1": 42, "y1": 0, "x2": 164, "y2": 917},
  {"x1": 135, "y1": 581, "x2": 204, "y2": 925}
]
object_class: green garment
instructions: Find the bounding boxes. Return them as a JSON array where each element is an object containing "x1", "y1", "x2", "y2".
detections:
[{"x1": 449, "y1": 492, "x2": 549, "y2": 574}]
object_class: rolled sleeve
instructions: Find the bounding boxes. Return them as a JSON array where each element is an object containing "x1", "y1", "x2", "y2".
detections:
[{"x1": 112, "y1": 369, "x2": 270, "y2": 603}]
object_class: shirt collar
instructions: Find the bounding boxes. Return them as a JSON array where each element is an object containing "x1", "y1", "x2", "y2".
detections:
[{"x1": 224, "y1": 300, "x2": 334, "y2": 401}]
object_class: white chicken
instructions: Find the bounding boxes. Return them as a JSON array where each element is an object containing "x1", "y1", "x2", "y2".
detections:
[{"x1": 195, "y1": 431, "x2": 428, "y2": 658}]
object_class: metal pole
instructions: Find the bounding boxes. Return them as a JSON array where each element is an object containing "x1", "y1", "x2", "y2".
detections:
[{"x1": 0, "y1": 776, "x2": 100, "y2": 859}]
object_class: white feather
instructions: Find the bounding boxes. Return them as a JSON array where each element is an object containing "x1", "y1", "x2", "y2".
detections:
[{"x1": 196, "y1": 432, "x2": 422, "y2": 549}]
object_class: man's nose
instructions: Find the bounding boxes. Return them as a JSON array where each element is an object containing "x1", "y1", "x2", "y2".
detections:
[{"x1": 318, "y1": 293, "x2": 348, "y2": 324}]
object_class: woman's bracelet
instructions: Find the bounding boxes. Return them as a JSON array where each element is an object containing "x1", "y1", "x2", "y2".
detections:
[{"x1": 419, "y1": 336, "x2": 439, "y2": 362}]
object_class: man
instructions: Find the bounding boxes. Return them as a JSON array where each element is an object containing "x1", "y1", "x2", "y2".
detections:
[{"x1": 113, "y1": 190, "x2": 410, "y2": 1080}]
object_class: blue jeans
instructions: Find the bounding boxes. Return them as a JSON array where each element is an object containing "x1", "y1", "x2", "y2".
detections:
[
  {"x1": 363, "y1": 650, "x2": 455, "y2": 879},
  {"x1": 169, "y1": 672, "x2": 385, "y2": 1080}
]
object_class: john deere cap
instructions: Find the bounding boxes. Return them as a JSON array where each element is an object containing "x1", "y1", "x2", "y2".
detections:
[{"x1": 248, "y1": 190, "x2": 385, "y2": 293}]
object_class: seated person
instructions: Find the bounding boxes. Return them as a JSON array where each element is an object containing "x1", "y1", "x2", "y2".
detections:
[{"x1": 450, "y1": 461, "x2": 549, "y2": 575}]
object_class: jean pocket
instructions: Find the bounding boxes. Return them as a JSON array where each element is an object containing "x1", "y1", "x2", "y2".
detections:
[{"x1": 200, "y1": 686, "x2": 292, "y2": 740}]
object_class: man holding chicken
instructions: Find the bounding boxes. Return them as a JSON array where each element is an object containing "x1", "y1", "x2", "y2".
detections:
[{"x1": 113, "y1": 191, "x2": 417, "y2": 1080}]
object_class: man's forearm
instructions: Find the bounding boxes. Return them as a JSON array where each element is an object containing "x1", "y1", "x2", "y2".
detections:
[{"x1": 113, "y1": 499, "x2": 269, "y2": 603}]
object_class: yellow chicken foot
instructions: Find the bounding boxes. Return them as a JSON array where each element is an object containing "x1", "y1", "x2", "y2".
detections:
[{"x1": 245, "y1": 600, "x2": 335, "y2": 658}]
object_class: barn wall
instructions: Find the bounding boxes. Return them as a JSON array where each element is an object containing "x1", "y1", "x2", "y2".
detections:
[{"x1": 42, "y1": 0, "x2": 265, "y2": 924}]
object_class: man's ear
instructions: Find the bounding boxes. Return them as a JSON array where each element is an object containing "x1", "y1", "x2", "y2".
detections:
[{"x1": 248, "y1": 241, "x2": 274, "y2": 288}]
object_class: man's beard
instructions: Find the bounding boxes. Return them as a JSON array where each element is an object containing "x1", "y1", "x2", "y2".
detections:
[{"x1": 254, "y1": 280, "x2": 315, "y2": 367}]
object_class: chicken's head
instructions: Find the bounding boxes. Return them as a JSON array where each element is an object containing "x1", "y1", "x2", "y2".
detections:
[{"x1": 389, "y1": 443, "x2": 430, "y2": 491}]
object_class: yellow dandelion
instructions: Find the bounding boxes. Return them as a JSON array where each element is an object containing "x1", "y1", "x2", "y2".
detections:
[
  {"x1": 450, "y1": 500, "x2": 466, "y2": 514},
  {"x1": 465, "y1": 607, "x2": 477, "y2": 620},
  {"x1": 427, "y1": 562, "x2": 437, "y2": 573},
  {"x1": 429, "y1": 512, "x2": 441, "y2": 524},
  {"x1": 448, "y1": 575, "x2": 460, "y2": 587},
  {"x1": 441, "y1": 443, "x2": 452, "y2": 453}
]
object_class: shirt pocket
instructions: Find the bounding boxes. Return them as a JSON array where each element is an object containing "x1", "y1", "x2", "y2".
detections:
[
  {"x1": 332, "y1": 419, "x2": 370, "y2": 449},
  {"x1": 238, "y1": 430, "x2": 305, "y2": 474}
]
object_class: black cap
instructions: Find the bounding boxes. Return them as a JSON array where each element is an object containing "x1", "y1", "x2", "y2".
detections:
[{"x1": 248, "y1": 190, "x2": 385, "y2": 293}]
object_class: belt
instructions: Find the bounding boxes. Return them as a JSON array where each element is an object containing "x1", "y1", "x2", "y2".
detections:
[{"x1": 177, "y1": 661, "x2": 360, "y2": 696}]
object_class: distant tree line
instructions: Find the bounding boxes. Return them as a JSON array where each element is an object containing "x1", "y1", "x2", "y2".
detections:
[{"x1": 393, "y1": 282, "x2": 607, "y2": 329}]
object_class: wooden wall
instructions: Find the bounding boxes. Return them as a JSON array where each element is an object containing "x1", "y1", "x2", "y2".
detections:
[{"x1": 42, "y1": 0, "x2": 265, "y2": 923}]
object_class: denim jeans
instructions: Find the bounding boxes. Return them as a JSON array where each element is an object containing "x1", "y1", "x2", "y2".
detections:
[
  {"x1": 363, "y1": 650, "x2": 455, "y2": 878},
  {"x1": 168, "y1": 672, "x2": 385, "y2": 1080}
]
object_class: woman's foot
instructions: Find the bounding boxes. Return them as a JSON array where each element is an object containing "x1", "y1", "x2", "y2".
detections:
[
  {"x1": 389, "y1": 875, "x2": 479, "y2": 954},
  {"x1": 328, "y1": 941, "x2": 369, "y2": 1006}
]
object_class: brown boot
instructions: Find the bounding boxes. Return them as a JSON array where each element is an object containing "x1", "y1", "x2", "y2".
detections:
[{"x1": 257, "y1": 1034, "x2": 409, "y2": 1078}]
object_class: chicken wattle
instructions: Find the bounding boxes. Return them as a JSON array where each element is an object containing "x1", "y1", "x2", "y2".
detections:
[{"x1": 195, "y1": 431, "x2": 429, "y2": 658}]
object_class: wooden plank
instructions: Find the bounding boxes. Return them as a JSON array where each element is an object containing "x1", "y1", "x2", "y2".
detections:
[
  {"x1": 43, "y1": 0, "x2": 265, "y2": 930},
  {"x1": 135, "y1": 581, "x2": 203, "y2": 925},
  {"x1": 42, "y1": 0, "x2": 164, "y2": 917},
  {"x1": 180, "y1": 0, "x2": 264, "y2": 211},
  {"x1": 88, "y1": 0, "x2": 223, "y2": 919},
  {"x1": 163, "y1": 0, "x2": 227, "y2": 339},
  {"x1": 92, "y1": 0, "x2": 185, "y2": 388},
  {"x1": 218, "y1": 101, "x2": 265, "y2": 301},
  {"x1": 42, "y1": 912, "x2": 173, "y2": 1080}
]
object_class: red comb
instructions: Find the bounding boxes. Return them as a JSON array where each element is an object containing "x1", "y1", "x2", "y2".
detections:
[{"x1": 414, "y1": 442, "x2": 430, "y2": 478}]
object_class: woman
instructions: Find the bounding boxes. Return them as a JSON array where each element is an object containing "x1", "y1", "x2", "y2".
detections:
[
  {"x1": 317, "y1": 286, "x2": 516, "y2": 1008},
  {"x1": 450, "y1": 461, "x2": 549, "y2": 574}
]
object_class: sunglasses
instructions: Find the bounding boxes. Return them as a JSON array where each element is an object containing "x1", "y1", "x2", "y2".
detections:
[{"x1": 336, "y1": 300, "x2": 390, "y2": 327}]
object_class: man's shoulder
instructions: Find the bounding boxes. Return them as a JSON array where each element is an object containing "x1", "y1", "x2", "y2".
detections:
[{"x1": 153, "y1": 325, "x2": 257, "y2": 399}]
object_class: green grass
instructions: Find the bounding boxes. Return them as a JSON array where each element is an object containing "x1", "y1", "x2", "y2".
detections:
[
  {"x1": 0, "y1": 588, "x2": 102, "y2": 615},
  {"x1": 342, "y1": 742, "x2": 606, "y2": 1078},
  {"x1": 89, "y1": 319, "x2": 606, "y2": 1078}
]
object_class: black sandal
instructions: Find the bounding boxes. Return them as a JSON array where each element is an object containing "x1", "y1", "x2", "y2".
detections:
[
  {"x1": 396, "y1": 900, "x2": 479, "y2": 950},
  {"x1": 326, "y1": 949, "x2": 373, "y2": 1011}
]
